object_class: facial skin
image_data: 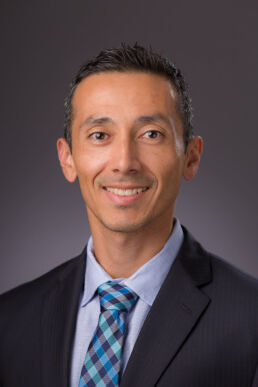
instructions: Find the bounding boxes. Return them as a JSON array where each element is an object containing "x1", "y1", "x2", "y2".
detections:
[{"x1": 57, "y1": 71, "x2": 202, "y2": 276}]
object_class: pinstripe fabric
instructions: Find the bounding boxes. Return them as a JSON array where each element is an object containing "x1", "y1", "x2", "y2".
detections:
[{"x1": 79, "y1": 281, "x2": 138, "y2": 387}]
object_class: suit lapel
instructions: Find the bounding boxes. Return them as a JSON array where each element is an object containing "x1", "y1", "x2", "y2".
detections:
[
  {"x1": 40, "y1": 250, "x2": 86, "y2": 387},
  {"x1": 120, "y1": 229, "x2": 212, "y2": 387},
  {"x1": 38, "y1": 228, "x2": 212, "y2": 387}
]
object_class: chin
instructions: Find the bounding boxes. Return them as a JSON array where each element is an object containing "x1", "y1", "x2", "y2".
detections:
[{"x1": 87, "y1": 206, "x2": 155, "y2": 234}]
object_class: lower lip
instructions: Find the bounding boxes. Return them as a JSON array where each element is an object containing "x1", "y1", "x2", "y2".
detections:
[{"x1": 103, "y1": 189, "x2": 148, "y2": 205}]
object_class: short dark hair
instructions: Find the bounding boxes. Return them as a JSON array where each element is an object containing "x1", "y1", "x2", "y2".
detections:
[{"x1": 64, "y1": 43, "x2": 194, "y2": 150}]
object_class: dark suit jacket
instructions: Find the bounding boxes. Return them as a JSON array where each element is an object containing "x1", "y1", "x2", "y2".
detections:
[{"x1": 1, "y1": 227, "x2": 258, "y2": 387}]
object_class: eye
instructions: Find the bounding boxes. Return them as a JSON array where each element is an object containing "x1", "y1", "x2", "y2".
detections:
[
  {"x1": 142, "y1": 130, "x2": 163, "y2": 139},
  {"x1": 88, "y1": 131, "x2": 109, "y2": 141}
]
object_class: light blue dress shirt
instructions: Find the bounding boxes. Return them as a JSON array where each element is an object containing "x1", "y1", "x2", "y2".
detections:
[{"x1": 70, "y1": 218, "x2": 184, "y2": 387}]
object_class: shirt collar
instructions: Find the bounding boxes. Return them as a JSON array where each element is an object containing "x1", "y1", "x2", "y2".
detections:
[{"x1": 81, "y1": 218, "x2": 183, "y2": 307}]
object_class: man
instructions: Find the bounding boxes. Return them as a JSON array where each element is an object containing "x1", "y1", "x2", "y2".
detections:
[{"x1": 0, "y1": 44, "x2": 258, "y2": 387}]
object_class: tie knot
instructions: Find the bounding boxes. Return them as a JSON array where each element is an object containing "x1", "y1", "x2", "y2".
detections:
[{"x1": 97, "y1": 281, "x2": 138, "y2": 312}]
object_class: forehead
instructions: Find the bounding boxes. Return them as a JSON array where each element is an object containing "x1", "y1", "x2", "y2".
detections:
[{"x1": 72, "y1": 71, "x2": 179, "y2": 119}]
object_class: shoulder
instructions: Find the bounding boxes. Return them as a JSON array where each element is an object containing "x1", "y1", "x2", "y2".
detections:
[
  {"x1": 210, "y1": 251, "x2": 258, "y2": 290},
  {"x1": 181, "y1": 225, "x2": 258, "y2": 303},
  {"x1": 206, "y1": 250, "x2": 258, "y2": 315},
  {"x1": 0, "y1": 248, "x2": 86, "y2": 316},
  {"x1": 178, "y1": 226, "x2": 258, "y2": 355}
]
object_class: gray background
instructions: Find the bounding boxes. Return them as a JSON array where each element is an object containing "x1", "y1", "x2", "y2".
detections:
[{"x1": 1, "y1": 0, "x2": 257, "y2": 294}]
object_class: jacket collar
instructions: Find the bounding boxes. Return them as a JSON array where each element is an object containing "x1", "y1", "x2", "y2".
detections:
[
  {"x1": 120, "y1": 227, "x2": 212, "y2": 387},
  {"x1": 39, "y1": 226, "x2": 212, "y2": 387}
]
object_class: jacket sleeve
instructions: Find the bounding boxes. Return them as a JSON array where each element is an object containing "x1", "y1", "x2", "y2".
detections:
[{"x1": 252, "y1": 362, "x2": 258, "y2": 387}]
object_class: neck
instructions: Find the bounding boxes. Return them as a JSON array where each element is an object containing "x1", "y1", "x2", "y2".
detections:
[{"x1": 88, "y1": 214, "x2": 175, "y2": 278}]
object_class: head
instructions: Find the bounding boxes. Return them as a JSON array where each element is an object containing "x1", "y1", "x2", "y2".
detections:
[
  {"x1": 64, "y1": 43, "x2": 194, "y2": 152},
  {"x1": 58, "y1": 44, "x2": 202, "y2": 235}
]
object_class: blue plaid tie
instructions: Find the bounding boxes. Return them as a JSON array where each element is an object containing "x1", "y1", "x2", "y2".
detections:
[{"x1": 79, "y1": 281, "x2": 138, "y2": 387}]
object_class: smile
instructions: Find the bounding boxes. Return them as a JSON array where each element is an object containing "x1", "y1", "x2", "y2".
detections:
[{"x1": 104, "y1": 187, "x2": 148, "y2": 196}]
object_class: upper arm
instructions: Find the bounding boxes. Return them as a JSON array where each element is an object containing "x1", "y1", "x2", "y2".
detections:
[{"x1": 252, "y1": 361, "x2": 258, "y2": 387}]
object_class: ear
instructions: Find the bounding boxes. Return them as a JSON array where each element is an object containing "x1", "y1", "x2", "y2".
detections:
[
  {"x1": 183, "y1": 136, "x2": 203, "y2": 181},
  {"x1": 57, "y1": 138, "x2": 77, "y2": 182}
]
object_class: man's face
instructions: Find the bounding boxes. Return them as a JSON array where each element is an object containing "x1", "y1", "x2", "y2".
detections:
[{"x1": 58, "y1": 71, "x2": 201, "y2": 233}]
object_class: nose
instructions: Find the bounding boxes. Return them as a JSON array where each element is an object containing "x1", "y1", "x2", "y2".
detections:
[{"x1": 110, "y1": 136, "x2": 141, "y2": 175}]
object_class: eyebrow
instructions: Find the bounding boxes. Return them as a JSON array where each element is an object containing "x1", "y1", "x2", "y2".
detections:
[
  {"x1": 79, "y1": 113, "x2": 171, "y2": 129},
  {"x1": 135, "y1": 113, "x2": 171, "y2": 126},
  {"x1": 79, "y1": 116, "x2": 114, "y2": 129}
]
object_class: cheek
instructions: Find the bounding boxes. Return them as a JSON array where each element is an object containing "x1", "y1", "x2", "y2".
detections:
[
  {"x1": 157, "y1": 157, "x2": 184, "y2": 193},
  {"x1": 74, "y1": 151, "x2": 107, "y2": 184}
]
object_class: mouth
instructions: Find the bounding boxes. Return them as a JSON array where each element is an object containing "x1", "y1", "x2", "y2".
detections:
[
  {"x1": 102, "y1": 185, "x2": 150, "y2": 205},
  {"x1": 103, "y1": 186, "x2": 149, "y2": 197}
]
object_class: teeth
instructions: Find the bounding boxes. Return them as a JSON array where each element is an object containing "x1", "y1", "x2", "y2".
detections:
[{"x1": 105, "y1": 187, "x2": 147, "y2": 196}]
